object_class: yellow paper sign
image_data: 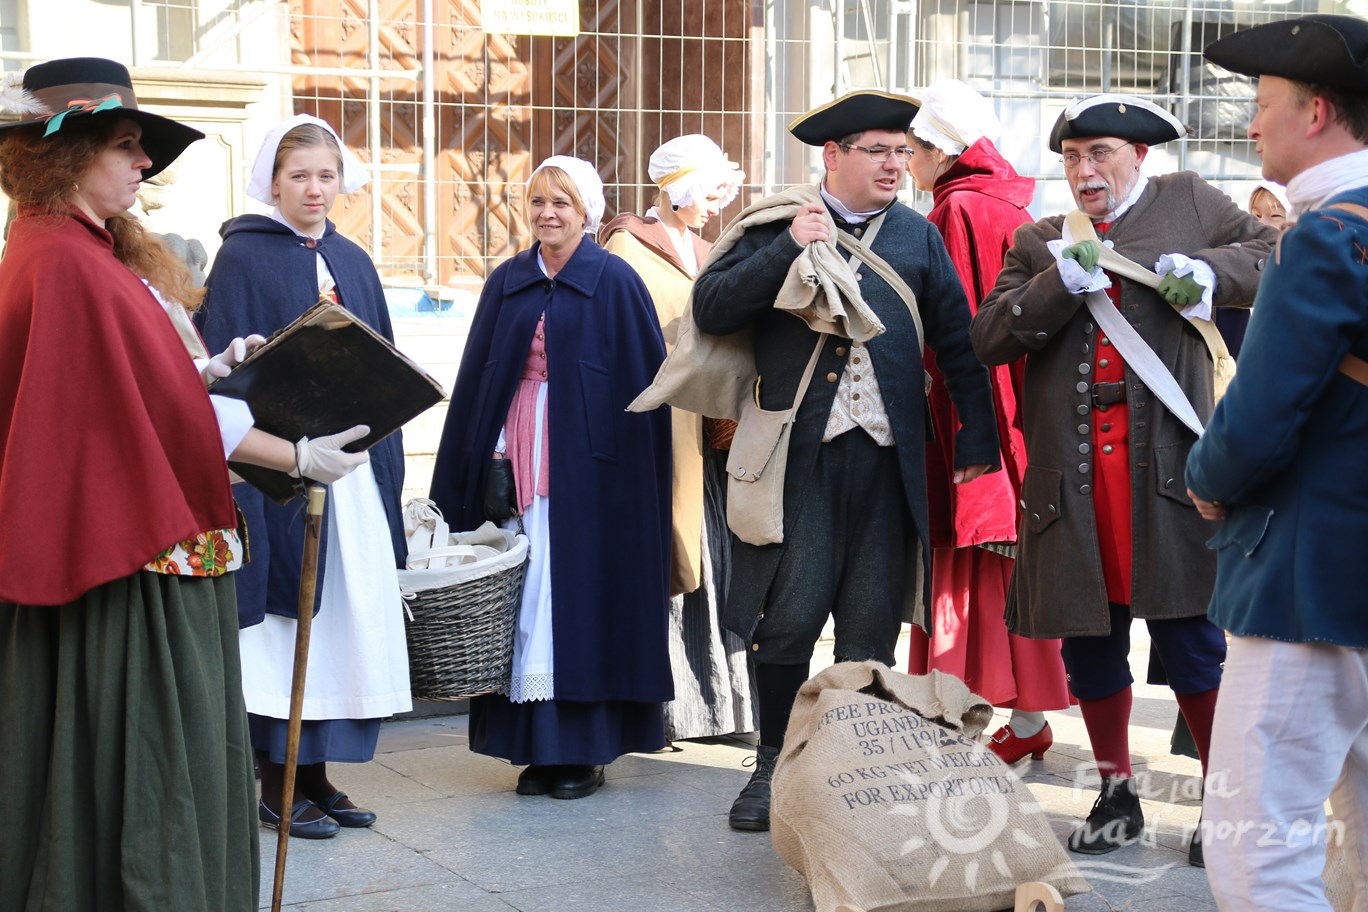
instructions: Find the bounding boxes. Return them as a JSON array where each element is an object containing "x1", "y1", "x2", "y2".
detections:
[{"x1": 482, "y1": 0, "x2": 580, "y2": 37}]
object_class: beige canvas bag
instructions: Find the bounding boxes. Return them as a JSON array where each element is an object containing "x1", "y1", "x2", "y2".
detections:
[
  {"x1": 725, "y1": 336, "x2": 826, "y2": 546},
  {"x1": 628, "y1": 186, "x2": 925, "y2": 424},
  {"x1": 771, "y1": 663, "x2": 1089, "y2": 912}
]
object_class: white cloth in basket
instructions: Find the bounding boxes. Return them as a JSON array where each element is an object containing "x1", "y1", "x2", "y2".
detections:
[
  {"x1": 403, "y1": 499, "x2": 507, "y2": 571},
  {"x1": 398, "y1": 500, "x2": 529, "y2": 596}
]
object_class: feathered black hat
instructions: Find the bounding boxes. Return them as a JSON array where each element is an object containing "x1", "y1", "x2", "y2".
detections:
[{"x1": 0, "y1": 57, "x2": 202, "y2": 178}]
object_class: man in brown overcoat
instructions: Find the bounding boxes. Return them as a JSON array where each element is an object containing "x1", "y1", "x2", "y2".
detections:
[{"x1": 972, "y1": 94, "x2": 1277, "y2": 864}]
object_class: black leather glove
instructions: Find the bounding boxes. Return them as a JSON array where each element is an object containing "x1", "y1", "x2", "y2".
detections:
[{"x1": 484, "y1": 457, "x2": 518, "y2": 522}]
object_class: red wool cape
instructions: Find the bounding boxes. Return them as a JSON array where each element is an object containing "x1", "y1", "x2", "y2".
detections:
[
  {"x1": 0, "y1": 210, "x2": 236, "y2": 605},
  {"x1": 923, "y1": 138, "x2": 1034, "y2": 548},
  {"x1": 912, "y1": 139, "x2": 1071, "y2": 712}
]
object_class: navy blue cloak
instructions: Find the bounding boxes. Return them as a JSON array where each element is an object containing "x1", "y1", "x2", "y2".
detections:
[
  {"x1": 196, "y1": 215, "x2": 406, "y2": 627},
  {"x1": 429, "y1": 237, "x2": 674, "y2": 703}
]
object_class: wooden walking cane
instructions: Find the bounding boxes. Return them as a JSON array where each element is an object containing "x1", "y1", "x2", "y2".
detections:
[{"x1": 271, "y1": 483, "x2": 327, "y2": 912}]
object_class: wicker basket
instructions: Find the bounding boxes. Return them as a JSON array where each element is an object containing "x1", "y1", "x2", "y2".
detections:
[{"x1": 399, "y1": 527, "x2": 528, "y2": 702}]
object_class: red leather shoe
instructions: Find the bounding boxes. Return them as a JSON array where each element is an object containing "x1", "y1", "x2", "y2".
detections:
[{"x1": 986, "y1": 721, "x2": 1053, "y2": 763}]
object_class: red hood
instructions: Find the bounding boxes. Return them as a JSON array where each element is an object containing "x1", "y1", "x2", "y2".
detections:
[{"x1": 932, "y1": 137, "x2": 1035, "y2": 211}]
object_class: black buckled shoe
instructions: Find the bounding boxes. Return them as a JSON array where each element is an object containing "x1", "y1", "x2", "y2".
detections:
[
  {"x1": 728, "y1": 745, "x2": 780, "y2": 832},
  {"x1": 1068, "y1": 776, "x2": 1144, "y2": 855},
  {"x1": 316, "y1": 790, "x2": 377, "y2": 828},
  {"x1": 259, "y1": 799, "x2": 340, "y2": 840},
  {"x1": 1189, "y1": 813, "x2": 1204, "y2": 868},
  {"x1": 550, "y1": 765, "x2": 605, "y2": 800},
  {"x1": 516, "y1": 764, "x2": 561, "y2": 796}
]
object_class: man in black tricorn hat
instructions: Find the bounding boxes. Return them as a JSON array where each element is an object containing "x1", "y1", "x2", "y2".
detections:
[
  {"x1": 971, "y1": 95, "x2": 1278, "y2": 862},
  {"x1": 1187, "y1": 14, "x2": 1368, "y2": 908},
  {"x1": 692, "y1": 90, "x2": 1000, "y2": 832}
]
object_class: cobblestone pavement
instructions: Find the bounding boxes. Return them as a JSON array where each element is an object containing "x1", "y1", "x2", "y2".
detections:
[{"x1": 261, "y1": 623, "x2": 1216, "y2": 911}]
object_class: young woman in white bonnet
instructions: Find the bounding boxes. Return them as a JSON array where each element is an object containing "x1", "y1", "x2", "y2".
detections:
[
  {"x1": 1203, "y1": 182, "x2": 1285, "y2": 357},
  {"x1": 196, "y1": 113, "x2": 412, "y2": 838},
  {"x1": 601, "y1": 135, "x2": 759, "y2": 744},
  {"x1": 1248, "y1": 178, "x2": 1290, "y2": 228},
  {"x1": 430, "y1": 155, "x2": 673, "y2": 800},
  {"x1": 1204, "y1": 179, "x2": 1288, "y2": 360},
  {"x1": 902, "y1": 80, "x2": 1073, "y2": 764}
]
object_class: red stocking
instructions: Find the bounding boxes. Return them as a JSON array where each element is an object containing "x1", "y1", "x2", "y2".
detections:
[
  {"x1": 1175, "y1": 687, "x2": 1219, "y2": 777},
  {"x1": 1078, "y1": 686, "x2": 1134, "y2": 778}
]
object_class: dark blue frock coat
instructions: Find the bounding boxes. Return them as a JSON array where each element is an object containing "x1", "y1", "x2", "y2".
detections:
[
  {"x1": 1187, "y1": 188, "x2": 1368, "y2": 648},
  {"x1": 693, "y1": 202, "x2": 1000, "y2": 643}
]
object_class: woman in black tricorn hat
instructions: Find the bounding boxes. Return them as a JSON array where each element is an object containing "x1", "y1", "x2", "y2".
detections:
[{"x1": 0, "y1": 57, "x2": 267, "y2": 911}]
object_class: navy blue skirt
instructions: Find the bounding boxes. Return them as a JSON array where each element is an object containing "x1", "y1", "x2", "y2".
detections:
[
  {"x1": 248, "y1": 714, "x2": 381, "y2": 765},
  {"x1": 469, "y1": 696, "x2": 665, "y2": 766}
]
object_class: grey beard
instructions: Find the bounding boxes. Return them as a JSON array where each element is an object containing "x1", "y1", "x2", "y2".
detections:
[{"x1": 1076, "y1": 181, "x2": 1120, "y2": 218}]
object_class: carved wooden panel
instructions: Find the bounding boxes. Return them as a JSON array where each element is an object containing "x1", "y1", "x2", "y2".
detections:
[{"x1": 289, "y1": 0, "x2": 755, "y2": 284}]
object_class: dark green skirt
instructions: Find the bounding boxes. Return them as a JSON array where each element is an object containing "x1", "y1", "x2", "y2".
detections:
[{"x1": 1, "y1": 572, "x2": 258, "y2": 911}]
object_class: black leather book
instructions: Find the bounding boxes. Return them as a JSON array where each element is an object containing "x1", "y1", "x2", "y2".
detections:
[{"x1": 209, "y1": 299, "x2": 447, "y2": 503}]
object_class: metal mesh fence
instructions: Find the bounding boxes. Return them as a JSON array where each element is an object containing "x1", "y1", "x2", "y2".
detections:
[{"x1": 10, "y1": 0, "x2": 1366, "y2": 292}]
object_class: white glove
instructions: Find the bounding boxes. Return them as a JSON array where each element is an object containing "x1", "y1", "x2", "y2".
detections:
[
  {"x1": 1047, "y1": 238, "x2": 1112, "y2": 295},
  {"x1": 201, "y1": 334, "x2": 268, "y2": 385},
  {"x1": 291, "y1": 424, "x2": 371, "y2": 484}
]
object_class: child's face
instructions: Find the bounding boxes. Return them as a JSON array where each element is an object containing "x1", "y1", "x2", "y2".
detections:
[{"x1": 1250, "y1": 192, "x2": 1288, "y2": 229}]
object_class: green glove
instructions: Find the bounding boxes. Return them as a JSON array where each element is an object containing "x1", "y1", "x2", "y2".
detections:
[
  {"x1": 1158, "y1": 273, "x2": 1205, "y2": 309},
  {"x1": 1061, "y1": 239, "x2": 1102, "y2": 272}
]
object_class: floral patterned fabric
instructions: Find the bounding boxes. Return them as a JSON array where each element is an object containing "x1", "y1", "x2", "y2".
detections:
[{"x1": 145, "y1": 528, "x2": 244, "y2": 577}]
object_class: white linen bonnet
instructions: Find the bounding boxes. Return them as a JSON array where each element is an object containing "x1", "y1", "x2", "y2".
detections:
[
  {"x1": 246, "y1": 113, "x2": 369, "y2": 205},
  {"x1": 910, "y1": 80, "x2": 1002, "y2": 157},
  {"x1": 528, "y1": 155, "x2": 606, "y2": 233},
  {"x1": 648, "y1": 134, "x2": 745, "y2": 209},
  {"x1": 1253, "y1": 179, "x2": 1290, "y2": 212}
]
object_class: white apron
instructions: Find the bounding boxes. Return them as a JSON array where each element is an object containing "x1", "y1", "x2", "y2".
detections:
[{"x1": 239, "y1": 461, "x2": 412, "y2": 719}]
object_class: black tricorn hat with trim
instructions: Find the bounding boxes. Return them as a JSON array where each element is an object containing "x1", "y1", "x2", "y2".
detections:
[
  {"x1": 0, "y1": 57, "x2": 203, "y2": 178},
  {"x1": 1048, "y1": 94, "x2": 1191, "y2": 153},
  {"x1": 788, "y1": 90, "x2": 921, "y2": 146},
  {"x1": 1204, "y1": 14, "x2": 1368, "y2": 93}
]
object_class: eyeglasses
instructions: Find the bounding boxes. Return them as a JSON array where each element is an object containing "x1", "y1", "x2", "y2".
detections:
[
  {"x1": 1060, "y1": 143, "x2": 1133, "y2": 169},
  {"x1": 839, "y1": 143, "x2": 914, "y2": 164}
]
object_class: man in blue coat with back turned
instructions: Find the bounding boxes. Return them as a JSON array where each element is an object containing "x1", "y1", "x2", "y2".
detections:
[
  {"x1": 693, "y1": 90, "x2": 1000, "y2": 832},
  {"x1": 1188, "y1": 14, "x2": 1368, "y2": 909}
]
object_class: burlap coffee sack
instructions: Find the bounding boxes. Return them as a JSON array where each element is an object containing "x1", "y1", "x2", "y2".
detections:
[
  {"x1": 771, "y1": 662, "x2": 1088, "y2": 912},
  {"x1": 1323, "y1": 816, "x2": 1365, "y2": 912}
]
